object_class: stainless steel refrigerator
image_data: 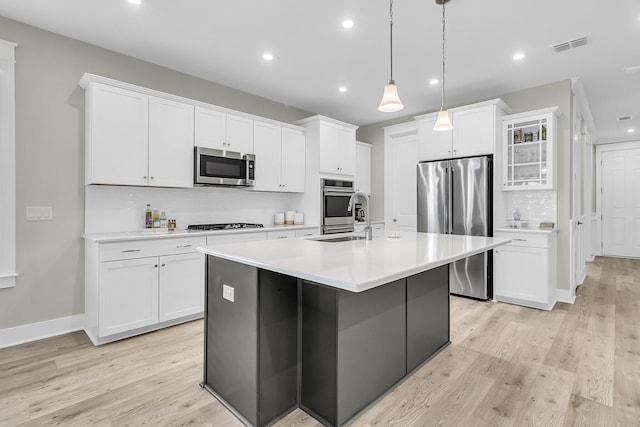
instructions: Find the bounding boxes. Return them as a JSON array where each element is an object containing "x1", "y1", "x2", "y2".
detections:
[{"x1": 417, "y1": 156, "x2": 492, "y2": 300}]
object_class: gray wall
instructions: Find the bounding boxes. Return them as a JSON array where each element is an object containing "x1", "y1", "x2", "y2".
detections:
[
  {"x1": 358, "y1": 80, "x2": 573, "y2": 291},
  {"x1": 0, "y1": 16, "x2": 311, "y2": 330}
]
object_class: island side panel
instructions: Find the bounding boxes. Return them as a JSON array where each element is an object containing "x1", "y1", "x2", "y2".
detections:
[
  {"x1": 258, "y1": 270, "x2": 299, "y2": 426},
  {"x1": 336, "y1": 279, "x2": 407, "y2": 426},
  {"x1": 407, "y1": 264, "x2": 450, "y2": 373},
  {"x1": 300, "y1": 283, "x2": 338, "y2": 425},
  {"x1": 206, "y1": 256, "x2": 259, "y2": 425}
]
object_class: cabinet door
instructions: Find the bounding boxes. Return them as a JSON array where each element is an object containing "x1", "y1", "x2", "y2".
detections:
[
  {"x1": 98, "y1": 258, "x2": 159, "y2": 336},
  {"x1": 148, "y1": 96, "x2": 194, "y2": 188},
  {"x1": 226, "y1": 114, "x2": 254, "y2": 154},
  {"x1": 453, "y1": 106, "x2": 494, "y2": 157},
  {"x1": 355, "y1": 142, "x2": 371, "y2": 195},
  {"x1": 267, "y1": 230, "x2": 296, "y2": 240},
  {"x1": 337, "y1": 126, "x2": 356, "y2": 176},
  {"x1": 319, "y1": 122, "x2": 341, "y2": 174},
  {"x1": 158, "y1": 253, "x2": 205, "y2": 322},
  {"x1": 281, "y1": 128, "x2": 306, "y2": 192},
  {"x1": 194, "y1": 106, "x2": 226, "y2": 150},
  {"x1": 253, "y1": 121, "x2": 283, "y2": 192},
  {"x1": 418, "y1": 115, "x2": 452, "y2": 161},
  {"x1": 87, "y1": 83, "x2": 149, "y2": 186},
  {"x1": 494, "y1": 245, "x2": 548, "y2": 304}
]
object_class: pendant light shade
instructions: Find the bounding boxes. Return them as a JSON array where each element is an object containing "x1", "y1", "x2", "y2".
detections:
[
  {"x1": 433, "y1": 0, "x2": 453, "y2": 131},
  {"x1": 378, "y1": 81, "x2": 404, "y2": 112},
  {"x1": 378, "y1": 0, "x2": 404, "y2": 112}
]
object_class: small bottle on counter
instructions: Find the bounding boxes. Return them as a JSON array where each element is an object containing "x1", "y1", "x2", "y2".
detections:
[
  {"x1": 145, "y1": 204, "x2": 152, "y2": 229},
  {"x1": 152, "y1": 209, "x2": 160, "y2": 228},
  {"x1": 513, "y1": 207, "x2": 521, "y2": 221},
  {"x1": 160, "y1": 211, "x2": 168, "y2": 229}
]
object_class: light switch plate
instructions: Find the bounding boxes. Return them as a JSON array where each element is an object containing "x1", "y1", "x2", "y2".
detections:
[
  {"x1": 222, "y1": 284, "x2": 235, "y2": 302},
  {"x1": 26, "y1": 206, "x2": 53, "y2": 221}
]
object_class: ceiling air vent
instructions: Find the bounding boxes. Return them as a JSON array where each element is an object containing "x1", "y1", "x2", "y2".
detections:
[
  {"x1": 553, "y1": 34, "x2": 590, "y2": 53},
  {"x1": 618, "y1": 116, "x2": 633, "y2": 121}
]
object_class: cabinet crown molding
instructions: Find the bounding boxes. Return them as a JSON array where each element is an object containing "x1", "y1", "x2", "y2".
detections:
[
  {"x1": 294, "y1": 114, "x2": 359, "y2": 130},
  {"x1": 503, "y1": 106, "x2": 560, "y2": 122},
  {"x1": 414, "y1": 98, "x2": 512, "y2": 121}
]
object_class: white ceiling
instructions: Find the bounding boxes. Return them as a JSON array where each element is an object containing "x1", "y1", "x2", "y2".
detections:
[{"x1": 0, "y1": 0, "x2": 638, "y2": 142}]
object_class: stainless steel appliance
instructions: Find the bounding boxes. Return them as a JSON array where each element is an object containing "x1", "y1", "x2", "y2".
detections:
[
  {"x1": 417, "y1": 156, "x2": 492, "y2": 300},
  {"x1": 354, "y1": 203, "x2": 366, "y2": 222},
  {"x1": 194, "y1": 147, "x2": 255, "y2": 187},
  {"x1": 187, "y1": 223, "x2": 263, "y2": 231},
  {"x1": 321, "y1": 179, "x2": 355, "y2": 234}
]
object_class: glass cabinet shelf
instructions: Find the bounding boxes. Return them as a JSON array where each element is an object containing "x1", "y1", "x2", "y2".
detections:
[{"x1": 502, "y1": 108, "x2": 558, "y2": 191}]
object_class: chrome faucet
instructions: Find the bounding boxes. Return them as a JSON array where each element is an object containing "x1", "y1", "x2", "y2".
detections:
[{"x1": 348, "y1": 191, "x2": 372, "y2": 240}]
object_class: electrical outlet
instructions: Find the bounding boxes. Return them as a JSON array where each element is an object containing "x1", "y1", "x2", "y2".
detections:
[
  {"x1": 26, "y1": 206, "x2": 53, "y2": 221},
  {"x1": 222, "y1": 284, "x2": 235, "y2": 302}
]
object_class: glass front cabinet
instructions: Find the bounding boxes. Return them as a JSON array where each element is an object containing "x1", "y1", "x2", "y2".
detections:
[{"x1": 502, "y1": 107, "x2": 559, "y2": 191}]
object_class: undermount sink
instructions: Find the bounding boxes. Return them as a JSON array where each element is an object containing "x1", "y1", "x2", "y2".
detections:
[{"x1": 313, "y1": 235, "x2": 366, "y2": 243}]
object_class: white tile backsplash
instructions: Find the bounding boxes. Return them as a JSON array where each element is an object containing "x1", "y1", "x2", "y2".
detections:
[
  {"x1": 503, "y1": 190, "x2": 557, "y2": 227},
  {"x1": 85, "y1": 185, "x2": 304, "y2": 233}
]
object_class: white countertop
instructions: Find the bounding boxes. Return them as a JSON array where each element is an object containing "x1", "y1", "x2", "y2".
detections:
[
  {"x1": 495, "y1": 227, "x2": 558, "y2": 234},
  {"x1": 83, "y1": 224, "x2": 320, "y2": 243},
  {"x1": 198, "y1": 231, "x2": 510, "y2": 293}
]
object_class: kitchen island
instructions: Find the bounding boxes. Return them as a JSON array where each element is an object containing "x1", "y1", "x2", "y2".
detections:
[{"x1": 198, "y1": 231, "x2": 509, "y2": 427}]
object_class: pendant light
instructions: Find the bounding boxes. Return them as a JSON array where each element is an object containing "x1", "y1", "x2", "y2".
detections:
[
  {"x1": 378, "y1": 0, "x2": 404, "y2": 112},
  {"x1": 433, "y1": 0, "x2": 453, "y2": 131}
]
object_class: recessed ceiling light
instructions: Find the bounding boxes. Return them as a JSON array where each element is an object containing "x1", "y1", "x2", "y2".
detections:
[
  {"x1": 342, "y1": 19, "x2": 355, "y2": 29},
  {"x1": 429, "y1": 79, "x2": 439, "y2": 85},
  {"x1": 338, "y1": 86, "x2": 347, "y2": 93},
  {"x1": 513, "y1": 52, "x2": 525, "y2": 61},
  {"x1": 628, "y1": 128, "x2": 636, "y2": 133},
  {"x1": 127, "y1": 0, "x2": 142, "y2": 4},
  {"x1": 262, "y1": 53, "x2": 274, "y2": 61}
]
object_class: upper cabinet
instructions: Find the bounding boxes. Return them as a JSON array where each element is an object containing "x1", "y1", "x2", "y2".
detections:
[
  {"x1": 355, "y1": 141, "x2": 372, "y2": 196},
  {"x1": 84, "y1": 82, "x2": 193, "y2": 188},
  {"x1": 194, "y1": 106, "x2": 254, "y2": 154},
  {"x1": 502, "y1": 107, "x2": 559, "y2": 191},
  {"x1": 415, "y1": 99, "x2": 511, "y2": 162},
  {"x1": 252, "y1": 121, "x2": 305, "y2": 193}
]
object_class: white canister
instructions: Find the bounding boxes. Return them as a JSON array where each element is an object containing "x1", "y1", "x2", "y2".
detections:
[
  {"x1": 275, "y1": 212, "x2": 285, "y2": 225},
  {"x1": 285, "y1": 210, "x2": 296, "y2": 225},
  {"x1": 294, "y1": 212, "x2": 304, "y2": 225}
]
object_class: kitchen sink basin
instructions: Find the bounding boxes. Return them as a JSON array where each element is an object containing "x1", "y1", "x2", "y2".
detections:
[{"x1": 313, "y1": 235, "x2": 366, "y2": 243}]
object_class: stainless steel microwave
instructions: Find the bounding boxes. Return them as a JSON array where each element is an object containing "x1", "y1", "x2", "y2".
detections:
[{"x1": 194, "y1": 147, "x2": 255, "y2": 187}]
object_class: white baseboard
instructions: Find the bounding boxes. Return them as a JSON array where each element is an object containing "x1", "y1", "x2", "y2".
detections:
[
  {"x1": 556, "y1": 289, "x2": 576, "y2": 304},
  {"x1": 0, "y1": 314, "x2": 85, "y2": 349}
]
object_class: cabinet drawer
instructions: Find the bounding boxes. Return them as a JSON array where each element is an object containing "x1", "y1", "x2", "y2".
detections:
[
  {"x1": 494, "y1": 231, "x2": 548, "y2": 248},
  {"x1": 99, "y1": 236, "x2": 206, "y2": 262},
  {"x1": 206, "y1": 232, "x2": 267, "y2": 245},
  {"x1": 295, "y1": 228, "x2": 320, "y2": 238},
  {"x1": 267, "y1": 230, "x2": 296, "y2": 240}
]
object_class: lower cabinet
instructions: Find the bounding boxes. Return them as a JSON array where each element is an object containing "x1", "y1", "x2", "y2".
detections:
[
  {"x1": 355, "y1": 221, "x2": 385, "y2": 237},
  {"x1": 493, "y1": 230, "x2": 557, "y2": 310},
  {"x1": 86, "y1": 236, "x2": 206, "y2": 345}
]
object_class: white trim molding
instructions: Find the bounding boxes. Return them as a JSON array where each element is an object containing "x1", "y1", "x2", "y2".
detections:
[
  {"x1": 556, "y1": 289, "x2": 576, "y2": 304},
  {"x1": 0, "y1": 39, "x2": 17, "y2": 289},
  {"x1": 0, "y1": 314, "x2": 85, "y2": 349}
]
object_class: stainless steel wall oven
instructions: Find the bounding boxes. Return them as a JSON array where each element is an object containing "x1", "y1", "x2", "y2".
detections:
[{"x1": 321, "y1": 179, "x2": 355, "y2": 234}]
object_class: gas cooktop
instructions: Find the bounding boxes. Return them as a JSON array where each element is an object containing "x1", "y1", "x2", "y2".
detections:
[{"x1": 187, "y1": 223, "x2": 264, "y2": 231}]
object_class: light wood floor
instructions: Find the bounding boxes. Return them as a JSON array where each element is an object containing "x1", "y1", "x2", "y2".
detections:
[{"x1": 1, "y1": 256, "x2": 638, "y2": 426}]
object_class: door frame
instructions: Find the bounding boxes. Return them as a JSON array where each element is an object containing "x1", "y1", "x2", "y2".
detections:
[
  {"x1": 383, "y1": 121, "x2": 418, "y2": 230},
  {"x1": 595, "y1": 140, "x2": 640, "y2": 256}
]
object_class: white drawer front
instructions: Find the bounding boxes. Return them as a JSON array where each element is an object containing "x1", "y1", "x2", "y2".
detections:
[
  {"x1": 295, "y1": 228, "x2": 320, "y2": 238},
  {"x1": 99, "y1": 236, "x2": 206, "y2": 262},
  {"x1": 207, "y1": 232, "x2": 267, "y2": 245},
  {"x1": 494, "y1": 231, "x2": 548, "y2": 248},
  {"x1": 267, "y1": 230, "x2": 296, "y2": 240}
]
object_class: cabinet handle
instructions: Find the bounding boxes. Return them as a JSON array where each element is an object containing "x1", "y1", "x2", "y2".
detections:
[
  {"x1": 143, "y1": 176, "x2": 147, "y2": 179},
  {"x1": 154, "y1": 264, "x2": 158, "y2": 268},
  {"x1": 276, "y1": 236, "x2": 288, "y2": 239},
  {"x1": 176, "y1": 244, "x2": 192, "y2": 248},
  {"x1": 121, "y1": 249, "x2": 141, "y2": 253},
  {"x1": 161, "y1": 263, "x2": 166, "y2": 267},
  {"x1": 513, "y1": 238, "x2": 527, "y2": 242},
  {"x1": 448, "y1": 150, "x2": 451, "y2": 154},
  {"x1": 453, "y1": 149, "x2": 457, "y2": 154},
  {"x1": 150, "y1": 176, "x2": 154, "y2": 180}
]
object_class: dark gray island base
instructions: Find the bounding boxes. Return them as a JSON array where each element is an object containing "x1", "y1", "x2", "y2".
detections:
[{"x1": 202, "y1": 255, "x2": 450, "y2": 427}]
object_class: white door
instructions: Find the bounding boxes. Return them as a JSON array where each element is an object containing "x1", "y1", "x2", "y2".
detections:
[
  {"x1": 417, "y1": 114, "x2": 452, "y2": 161},
  {"x1": 452, "y1": 106, "x2": 494, "y2": 157},
  {"x1": 252, "y1": 120, "x2": 282, "y2": 192},
  {"x1": 355, "y1": 142, "x2": 372, "y2": 195},
  {"x1": 281, "y1": 128, "x2": 306, "y2": 192},
  {"x1": 602, "y1": 149, "x2": 640, "y2": 257},
  {"x1": 389, "y1": 133, "x2": 418, "y2": 231},
  {"x1": 158, "y1": 253, "x2": 204, "y2": 322},
  {"x1": 194, "y1": 106, "x2": 226, "y2": 150},
  {"x1": 226, "y1": 114, "x2": 254, "y2": 154}
]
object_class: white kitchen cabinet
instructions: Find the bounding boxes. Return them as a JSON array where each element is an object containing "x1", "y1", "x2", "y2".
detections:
[
  {"x1": 148, "y1": 96, "x2": 194, "y2": 188},
  {"x1": 195, "y1": 106, "x2": 254, "y2": 154},
  {"x1": 85, "y1": 82, "x2": 149, "y2": 186},
  {"x1": 355, "y1": 141, "x2": 372, "y2": 195},
  {"x1": 98, "y1": 257, "x2": 159, "y2": 336},
  {"x1": 85, "y1": 235, "x2": 206, "y2": 345},
  {"x1": 158, "y1": 252, "x2": 204, "y2": 322},
  {"x1": 267, "y1": 229, "x2": 296, "y2": 240},
  {"x1": 253, "y1": 121, "x2": 305, "y2": 193},
  {"x1": 295, "y1": 227, "x2": 321, "y2": 238},
  {"x1": 416, "y1": 99, "x2": 510, "y2": 162},
  {"x1": 84, "y1": 82, "x2": 194, "y2": 188},
  {"x1": 502, "y1": 107, "x2": 559, "y2": 191},
  {"x1": 319, "y1": 121, "x2": 357, "y2": 176},
  {"x1": 493, "y1": 229, "x2": 557, "y2": 310},
  {"x1": 355, "y1": 221, "x2": 384, "y2": 236}
]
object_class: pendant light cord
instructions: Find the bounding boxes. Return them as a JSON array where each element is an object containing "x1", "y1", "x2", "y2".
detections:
[
  {"x1": 389, "y1": 0, "x2": 394, "y2": 83},
  {"x1": 440, "y1": 1, "x2": 446, "y2": 110}
]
